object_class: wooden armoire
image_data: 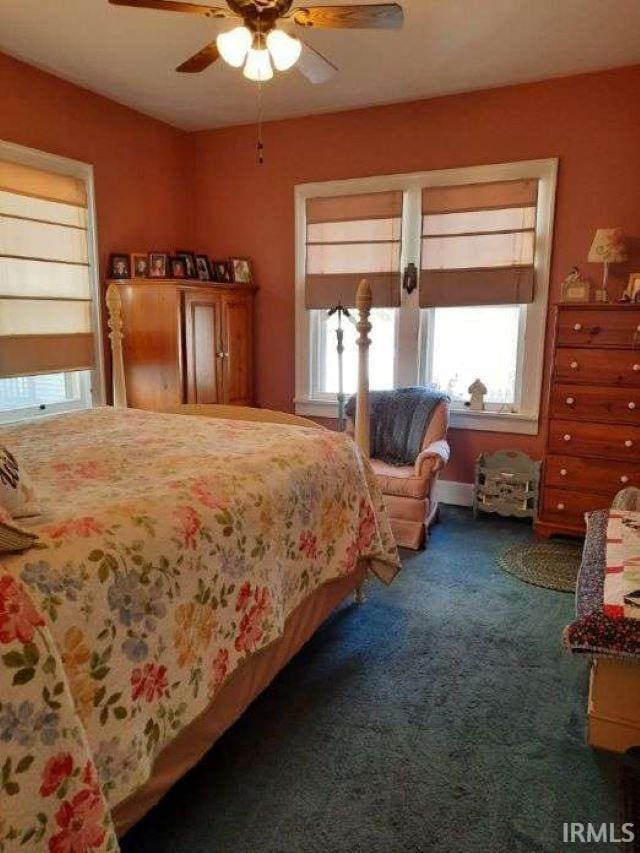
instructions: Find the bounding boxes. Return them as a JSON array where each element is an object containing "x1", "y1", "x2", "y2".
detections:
[{"x1": 108, "y1": 279, "x2": 257, "y2": 411}]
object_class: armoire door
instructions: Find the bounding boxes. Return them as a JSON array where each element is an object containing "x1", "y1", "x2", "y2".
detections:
[
  {"x1": 221, "y1": 293, "x2": 253, "y2": 406},
  {"x1": 183, "y1": 291, "x2": 223, "y2": 404}
]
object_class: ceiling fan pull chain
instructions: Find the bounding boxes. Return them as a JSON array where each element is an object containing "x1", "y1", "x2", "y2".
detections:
[{"x1": 257, "y1": 78, "x2": 265, "y2": 165}]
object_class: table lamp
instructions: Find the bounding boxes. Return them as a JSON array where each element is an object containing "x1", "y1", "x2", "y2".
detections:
[{"x1": 588, "y1": 228, "x2": 627, "y2": 302}]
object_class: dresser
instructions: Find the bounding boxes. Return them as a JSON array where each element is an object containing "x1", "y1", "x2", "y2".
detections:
[
  {"x1": 536, "y1": 305, "x2": 640, "y2": 538},
  {"x1": 109, "y1": 279, "x2": 257, "y2": 412}
]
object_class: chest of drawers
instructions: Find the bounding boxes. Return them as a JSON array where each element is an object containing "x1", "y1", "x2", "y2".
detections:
[{"x1": 535, "y1": 305, "x2": 640, "y2": 538}]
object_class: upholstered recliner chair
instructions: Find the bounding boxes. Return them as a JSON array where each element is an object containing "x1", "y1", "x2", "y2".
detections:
[{"x1": 347, "y1": 389, "x2": 450, "y2": 550}]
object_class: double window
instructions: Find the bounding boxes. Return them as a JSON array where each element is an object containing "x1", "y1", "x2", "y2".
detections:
[
  {"x1": 0, "y1": 142, "x2": 103, "y2": 422},
  {"x1": 295, "y1": 159, "x2": 557, "y2": 434}
]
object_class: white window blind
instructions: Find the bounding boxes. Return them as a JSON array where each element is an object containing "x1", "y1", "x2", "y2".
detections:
[
  {"x1": 0, "y1": 161, "x2": 95, "y2": 378},
  {"x1": 305, "y1": 191, "x2": 403, "y2": 309},
  {"x1": 420, "y1": 179, "x2": 538, "y2": 308}
]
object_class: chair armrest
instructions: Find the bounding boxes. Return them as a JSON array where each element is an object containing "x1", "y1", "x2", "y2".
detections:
[{"x1": 414, "y1": 439, "x2": 450, "y2": 478}]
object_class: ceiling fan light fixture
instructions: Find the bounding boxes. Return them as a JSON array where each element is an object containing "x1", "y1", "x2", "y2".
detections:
[
  {"x1": 266, "y1": 29, "x2": 302, "y2": 72},
  {"x1": 243, "y1": 47, "x2": 274, "y2": 82},
  {"x1": 216, "y1": 26, "x2": 252, "y2": 68}
]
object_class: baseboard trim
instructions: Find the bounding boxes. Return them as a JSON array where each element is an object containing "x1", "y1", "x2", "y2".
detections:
[{"x1": 436, "y1": 480, "x2": 474, "y2": 507}]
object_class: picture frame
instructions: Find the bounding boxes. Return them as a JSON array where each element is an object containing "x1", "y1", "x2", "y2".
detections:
[
  {"x1": 195, "y1": 254, "x2": 212, "y2": 282},
  {"x1": 170, "y1": 256, "x2": 188, "y2": 279},
  {"x1": 622, "y1": 273, "x2": 640, "y2": 304},
  {"x1": 149, "y1": 252, "x2": 169, "y2": 278},
  {"x1": 560, "y1": 267, "x2": 592, "y2": 303},
  {"x1": 131, "y1": 252, "x2": 149, "y2": 279},
  {"x1": 176, "y1": 251, "x2": 198, "y2": 279},
  {"x1": 229, "y1": 257, "x2": 253, "y2": 284},
  {"x1": 109, "y1": 253, "x2": 130, "y2": 280},
  {"x1": 213, "y1": 260, "x2": 231, "y2": 283}
]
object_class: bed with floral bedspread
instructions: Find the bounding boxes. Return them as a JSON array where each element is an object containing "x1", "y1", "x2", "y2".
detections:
[{"x1": 0, "y1": 407, "x2": 399, "y2": 852}]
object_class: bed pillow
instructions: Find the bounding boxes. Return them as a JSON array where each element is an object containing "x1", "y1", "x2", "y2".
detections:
[
  {"x1": 0, "y1": 445, "x2": 40, "y2": 518},
  {"x1": 0, "y1": 505, "x2": 38, "y2": 553}
]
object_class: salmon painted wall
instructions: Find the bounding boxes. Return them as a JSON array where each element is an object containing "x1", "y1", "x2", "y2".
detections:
[
  {"x1": 0, "y1": 51, "x2": 192, "y2": 306},
  {"x1": 190, "y1": 64, "x2": 640, "y2": 484}
]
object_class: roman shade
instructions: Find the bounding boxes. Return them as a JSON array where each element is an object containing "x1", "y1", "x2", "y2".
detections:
[
  {"x1": 305, "y1": 190, "x2": 403, "y2": 309},
  {"x1": 0, "y1": 161, "x2": 95, "y2": 378},
  {"x1": 419, "y1": 179, "x2": 538, "y2": 308}
]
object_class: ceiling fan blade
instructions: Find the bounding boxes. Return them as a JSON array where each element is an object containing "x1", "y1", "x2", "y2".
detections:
[
  {"x1": 108, "y1": 0, "x2": 229, "y2": 18},
  {"x1": 292, "y1": 3, "x2": 403, "y2": 29},
  {"x1": 297, "y1": 40, "x2": 338, "y2": 84},
  {"x1": 177, "y1": 41, "x2": 220, "y2": 72}
]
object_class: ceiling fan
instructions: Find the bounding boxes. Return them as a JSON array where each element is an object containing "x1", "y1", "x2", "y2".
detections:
[{"x1": 108, "y1": 1, "x2": 404, "y2": 84}]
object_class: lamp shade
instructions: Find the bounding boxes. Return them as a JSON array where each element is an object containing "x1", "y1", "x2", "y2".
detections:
[
  {"x1": 266, "y1": 30, "x2": 302, "y2": 71},
  {"x1": 216, "y1": 26, "x2": 252, "y2": 67},
  {"x1": 588, "y1": 228, "x2": 627, "y2": 264}
]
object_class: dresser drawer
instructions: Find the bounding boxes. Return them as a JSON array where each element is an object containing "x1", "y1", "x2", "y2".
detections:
[
  {"x1": 544, "y1": 454, "x2": 640, "y2": 493},
  {"x1": 557, "y1": 309, "x2": 640, "y2": 349},
  {"x1": 548, "y1": 419, "x2": 640, "y2": 461},
  {"x1": 540, "y1": 487, "x2": 612, "y2": 531},
  {"x1": 554, "y1": 348, "x2": 640, "y2": 386},
  {"x1": 551, "y1": 384, "x2": 640, "y2": 424}
]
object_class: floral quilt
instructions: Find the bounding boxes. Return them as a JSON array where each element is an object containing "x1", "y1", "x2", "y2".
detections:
[{"x1": 0, "y1": 407, "x2": 398, "y2": 851}]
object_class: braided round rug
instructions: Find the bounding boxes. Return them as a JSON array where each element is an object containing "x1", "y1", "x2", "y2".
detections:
[{"x1": 498, "y1": 541, "x2": 583, "y2": 593}]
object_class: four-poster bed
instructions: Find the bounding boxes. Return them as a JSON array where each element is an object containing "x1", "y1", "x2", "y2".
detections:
[
  {"x1": 0, "y1": 280, "x2": 397, "y2": 849},
  {"x1": 104, "y1": 277, "x2": 375, "y2": 457}
]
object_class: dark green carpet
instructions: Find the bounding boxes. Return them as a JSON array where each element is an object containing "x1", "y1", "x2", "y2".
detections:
[{"x1": 121, "y1": 507, "x2": 619, "y2": 853}]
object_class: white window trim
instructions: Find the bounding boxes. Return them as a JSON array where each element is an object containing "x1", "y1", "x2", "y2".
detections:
[
  {"x1": 0, "y1": 373, "x2": 93, "y2": 426},
  {"x1": 0, "y1": 139, "x2": 105, "y2": 417},
  {"x1": 294, "y1": 158, "x2": 557, "y2": 434}
]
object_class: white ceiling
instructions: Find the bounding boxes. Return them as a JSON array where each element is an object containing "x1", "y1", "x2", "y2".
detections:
[{"x1": 2, "y1": 0, "x2": 640, "y2": 131}]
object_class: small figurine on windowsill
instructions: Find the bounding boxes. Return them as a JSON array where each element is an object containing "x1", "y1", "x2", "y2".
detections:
[{"x1": 466, "y1": 378, "x2": 487, "y2": 412}]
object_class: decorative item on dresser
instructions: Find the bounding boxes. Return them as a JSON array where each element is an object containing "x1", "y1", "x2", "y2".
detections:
[
  {"x1": 105, "y1": 278, "x2": 257, "y2": 411},
  {"x1": 536, "y1": 304, "x2": 640, "y2": 538},
  {"x1": 587, "y1": 228, "x2": 627, "y2": 303},
  {"x1": 560, "y1": 266, "x2": 592, "y2": 303}
]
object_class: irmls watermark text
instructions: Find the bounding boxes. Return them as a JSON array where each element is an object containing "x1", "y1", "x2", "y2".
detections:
[{"x1": 563, "y1": 823, "x2": 635, "y2": 844}]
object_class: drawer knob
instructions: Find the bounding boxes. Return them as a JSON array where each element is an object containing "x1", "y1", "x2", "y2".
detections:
[
  {"x1": 566, "y1": 397, "x2": 575, "y2": 405},
  {"x1": 621, "y1": 475, "x2": 630, "y2": 484},
  {"x1": 560, "y1": 468, "x2": 567, "y2": 477},
  {"x1": 570, "y1": 361, "x2": 578, "y2": 370},
  {"x1": 626, "y1": 440, "x2": 634, "y2": 448},
  {"x1": 634, "y1": 364, "x2": 640, "y2": 372},
  {"x1": 630, "y1": 402, "x2": 637, "y2": 410},
  {"x1": 557, "y1": 503, "x2": 565, "y2": 511},
  {"x1": 573, "y1": 323, "x2": 582, "y2": 331},
  {"x1": 564, "y1": 433, "x2": 571, "y2": 442}
]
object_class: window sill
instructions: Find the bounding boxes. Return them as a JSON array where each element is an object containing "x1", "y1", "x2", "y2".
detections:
[{"x1": 294, "y1": 397, "x2": 539, "y2": 435}]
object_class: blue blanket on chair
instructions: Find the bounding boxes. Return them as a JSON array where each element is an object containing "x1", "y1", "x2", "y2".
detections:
[{"x1": 345, "y1": 387, "x2": 447, "y2": 465}]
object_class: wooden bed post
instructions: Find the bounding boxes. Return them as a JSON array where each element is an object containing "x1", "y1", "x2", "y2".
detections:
[
  {"x1": 106, "y1": 283, "x2": 127, "y2": 408},
  {"x1": 355, "y1": 278, "x2": 372, "y2": 458},
  {"x1": 354, "y1": 278, "x2": 372, "y2": 605}
]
